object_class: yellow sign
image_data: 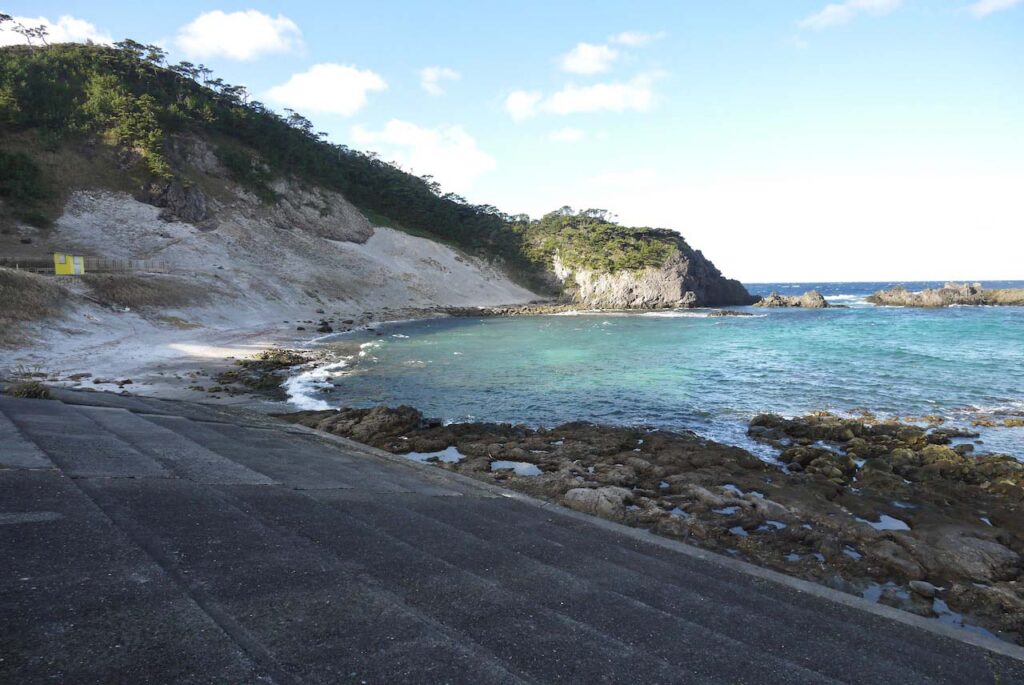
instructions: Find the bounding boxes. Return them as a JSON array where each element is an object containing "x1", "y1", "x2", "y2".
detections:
[{"x1": 53, "y1": 252, "x2": 85, "y2": 275}]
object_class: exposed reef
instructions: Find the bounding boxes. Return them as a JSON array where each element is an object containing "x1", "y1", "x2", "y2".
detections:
[
  {"x1": 868, "y1": 283, "x2": 1024, "y2": 307},
  {"x1": 281, "y1": 406, "x2": 1024, "y2": 644}
]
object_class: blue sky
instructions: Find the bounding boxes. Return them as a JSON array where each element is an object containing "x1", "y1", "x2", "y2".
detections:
[{"x1": 3, "y1": 1, "x2": 1022, "y2": 281}]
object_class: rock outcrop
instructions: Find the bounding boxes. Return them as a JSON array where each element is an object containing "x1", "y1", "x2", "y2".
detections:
[
  {"x1": 552, "y1": 249, "x2": 757, "y2": 309},
  {"x1": 754, "y1": 290, "x2": 831, "y2": 308},
  {"x1": 282, "y1": 404, "x2": 1024, "y2": 643},
  {"x1": 867, "y1": 283, "x2": 1024, "y2": 307}
]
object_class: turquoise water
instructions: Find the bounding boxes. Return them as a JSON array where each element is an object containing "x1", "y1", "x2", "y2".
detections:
[{"x1": 298, "y1": 282, "x2": 1024, "y2": 459}]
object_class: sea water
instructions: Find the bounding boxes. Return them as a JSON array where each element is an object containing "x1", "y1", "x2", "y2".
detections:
[{"x1": 297, "y1": 281, "x2": 1024, "y2": 459}]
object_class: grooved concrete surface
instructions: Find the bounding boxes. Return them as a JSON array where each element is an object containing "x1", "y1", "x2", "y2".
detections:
[{"x1": 1, "y1": 391, "x2": 1022, "y2": 684}]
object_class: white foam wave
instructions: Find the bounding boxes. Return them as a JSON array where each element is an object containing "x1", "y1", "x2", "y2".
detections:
[
  {"x1": 641, "y1": 311, "x2": 711, "y2": 318},
  {"x1": 358, "y1": 341, "x2": 381, "y2": 358},
  {"x1": 283, "y1": 359, "x2": 350, "y2": 410},
  {"x1": 553, "y1": 309, "x2": 766, "y2": 319},
  {"x1": 550, "y1": 310, "x2": 632, "y2": 317},
  {"x1": 956, "y1": 400, "x2": 1024, "y2": 416}
]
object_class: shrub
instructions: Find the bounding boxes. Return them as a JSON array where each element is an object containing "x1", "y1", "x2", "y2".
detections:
[{"x1": 6, "y1": 380, "x2": 52, "y2": 399}]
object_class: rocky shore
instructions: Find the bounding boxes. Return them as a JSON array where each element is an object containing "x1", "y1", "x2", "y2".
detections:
[
  {"x1": 868, "y1": 283, "x2": 1024, "y2": 307},
  {"x1": 754, "y1": 290, "x2": 832, "y2": 308},
  {"x1": 281, "y1": 405, "x2": 1024, "y2": 644},
  {"x1": 443, "y1": 303, "x2": 758, "y2": 317}
]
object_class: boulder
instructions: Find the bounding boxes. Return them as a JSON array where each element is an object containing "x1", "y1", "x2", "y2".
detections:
[
  {"x1": 910, "y1": 526, "x2": 1020, "y2": 583},
  {"x1": 562, "y1": 486, "x2": 633, "y2": 521},
  {"x1": 289, "y1": 406, "x2": 425, "y2": 448}
]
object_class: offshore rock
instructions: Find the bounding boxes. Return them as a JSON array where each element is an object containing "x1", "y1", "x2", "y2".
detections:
[
  {"x1": 867, "y1": 283, "x2": 1024, "y2": 307},
  {"x1": 754, "y1": 290, "x2": 831, "y2": 308}
]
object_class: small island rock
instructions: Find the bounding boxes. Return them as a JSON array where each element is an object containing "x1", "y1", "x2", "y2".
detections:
[{"x1": 754, "y1": 290, "x2": 831, "y2": 308}]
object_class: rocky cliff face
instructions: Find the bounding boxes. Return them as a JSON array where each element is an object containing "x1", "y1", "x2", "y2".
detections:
[{"x1": 552, "y1": 248, "x2": 756, "y2": 309}]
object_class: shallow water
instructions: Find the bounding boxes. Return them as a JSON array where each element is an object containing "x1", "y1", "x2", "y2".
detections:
[{"x1": 297, "y1": 281, "x2": 1024, "y2": 459}]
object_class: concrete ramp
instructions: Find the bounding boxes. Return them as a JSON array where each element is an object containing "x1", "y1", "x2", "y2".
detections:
[{"x1": 1, "y1": 391, "x2": 1022, "y2": 684}]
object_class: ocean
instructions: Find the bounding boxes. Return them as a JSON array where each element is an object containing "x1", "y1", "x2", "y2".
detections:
[{"x1": 290, "y1": 281, "x2": 1024, "y2": 460}]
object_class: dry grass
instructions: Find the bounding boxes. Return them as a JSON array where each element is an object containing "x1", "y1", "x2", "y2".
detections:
[
  {"x1": 81, "y1": 274, "x2": 211, "y2": 309},
  {"x1": 153, "y1": 315, "x2": 201, "y2": 329},
  {"x1": 4, "y1": 380, "x2": 52, "y2": 399},
  {"x1": 0, "y1": 267, "x2": 66, "y2": 346}
]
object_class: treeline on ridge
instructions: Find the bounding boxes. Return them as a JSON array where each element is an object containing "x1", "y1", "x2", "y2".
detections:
[{"x1": 0, "y1": 36, "x2": 683, "y2": 289}]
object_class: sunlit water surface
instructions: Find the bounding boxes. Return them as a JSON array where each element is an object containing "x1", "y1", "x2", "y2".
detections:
[{"x1": 291, "y1": 281, "x2": 1024, "y2": 459}]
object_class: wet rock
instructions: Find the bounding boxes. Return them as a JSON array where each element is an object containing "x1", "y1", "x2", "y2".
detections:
[
  {"x1": 288, "y1": 406, "x2": 426, "y2": 448},
  {"x1": 866, "y1": 540, "x2": 924, "y2": 580},
  {"x1": 910, "y1": 526, "x2": 1020, "y2": 583},
  {"x1": 930, "y1": 426, "x2": 981, "y2": 441},
  {"x1": 946, "y1": 582, "x2": 1024, "y2": 637},
  {"x1": 909, "y1": 580, "x2": 938, "y2": 598}
]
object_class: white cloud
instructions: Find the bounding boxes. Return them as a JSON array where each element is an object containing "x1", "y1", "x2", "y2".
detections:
[
  {"x1": 544, "y1": 74, "x2": 657, "y2": 115},
  {"x1": 609, "y1": 31, "x2": 666, "y2": 47},
  {"x1": 966, "y1": 0, "x2": 1023, "y2": 16},
  {"x1": 175, "y1": 10, "x2": 302, "y2": 61},
  {"x1": 560, "y1": 42, "x2": 619, "y2": 75},
  {"x1": 505, "y1": 90, "x2": 543, "y2": 120},
  {"x1": 267, "y1": 64, "x2": 386, "y2": 116},
  {"x1": 799, "y1": 0, "x2": 903, "y2": 30},
  {"x1": 508, "y1": 170, "x2": 1024, "y2": 282},
  {"x1": 0, "y1": 14, "x2": 112, "y2": 46},
  {"x1": 419, "y1": 66, "x2": 460, "y2": 96},
  {"x1": 549, "y1": 127, "x2": 586, "y2": 142},
  {"x1": 587, "y1": 169, "x2": 659, "y2": 188},
  {"x1": 350, "y1": 120, "x2": 496, "y2": 193},
  {"x1": 506, "y1": 74, "x2": 658, "y2": 120}
]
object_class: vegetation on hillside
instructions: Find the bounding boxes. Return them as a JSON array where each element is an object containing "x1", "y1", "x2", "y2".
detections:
[
  {"x1": 0, "y1": 33, "x2": 687, "y2": 290},
  {"x1": 517, "y1": 208, "x2": 680, "y2": 273},
  {"x1": 0, "y1": 150, "x2": 52, "y2": 227}
]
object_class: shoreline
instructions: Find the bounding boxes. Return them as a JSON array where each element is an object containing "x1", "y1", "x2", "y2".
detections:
[
  {"x1": 8, "y1": 288, "x2": 1024, "y2": 409},
  {"x1": 0, "y1": 304, "x2": 464, "y2": 410},
  {"x1": 6, "y1": 300, "x2": 1024, "y2": 646}
]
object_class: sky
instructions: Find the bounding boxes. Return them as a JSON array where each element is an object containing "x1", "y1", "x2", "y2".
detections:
[{"x1": 2, "y1": 1, "x2": 1022, "y2": 282}]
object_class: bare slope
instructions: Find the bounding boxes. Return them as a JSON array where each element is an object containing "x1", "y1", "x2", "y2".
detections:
[{"x1": 0, "y1": 137, "x2": 536, "y2": 394}]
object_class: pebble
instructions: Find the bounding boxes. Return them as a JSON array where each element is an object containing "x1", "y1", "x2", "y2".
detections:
[{"x1": 909, "y1": 580, "x2": 938, "y2": 598}]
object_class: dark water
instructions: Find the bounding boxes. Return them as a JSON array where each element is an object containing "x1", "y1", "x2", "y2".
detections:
[{"x1": 288, "y1": 281, "x2": 1024, "y2": 459}]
